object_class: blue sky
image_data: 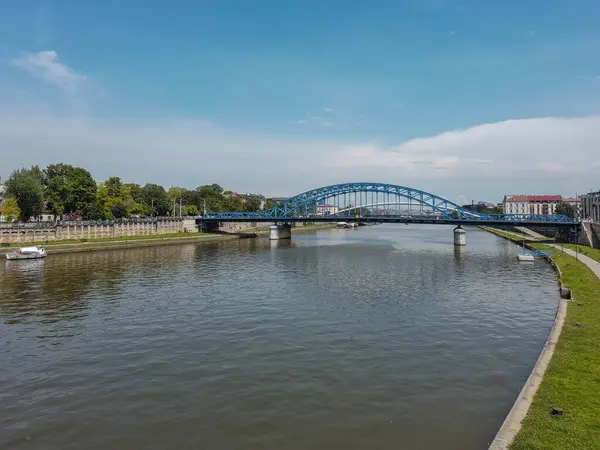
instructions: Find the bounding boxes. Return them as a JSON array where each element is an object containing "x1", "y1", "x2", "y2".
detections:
[{"x1": 1, "y1": 0, "x2": 600, "y2": 201}]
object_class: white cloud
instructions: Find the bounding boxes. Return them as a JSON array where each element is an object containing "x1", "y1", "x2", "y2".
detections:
[
  {"x1": 288, "y1": 112, "x2": 334, "y2": 128},
  {"x1": 10, "y1": 50, "x2": 86, "y2": 90},
  {"x1": 1, "y1": 106, "x2": 598, "y2": 200},
  {"x1": 326, "y1": 116, "x2": 600, "y2": 181}
]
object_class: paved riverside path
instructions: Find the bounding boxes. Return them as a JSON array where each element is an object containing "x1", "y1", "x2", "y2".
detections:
[
  {"x1": 515, "y1": 226, "x2": 546, "y2": 240},
  {"x1": 550, "y1": 244, "x2": 600, "y2": 278}
]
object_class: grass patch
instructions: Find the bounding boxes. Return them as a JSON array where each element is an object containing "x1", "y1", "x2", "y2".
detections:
[
  {"x1": 559, "y1": 244, "x2": 600, "y2": 264},
  {"x1": 6, "y1": 232, "x2": 212, "y2": 247},
  {"x1": 480, "y1": 226, "x2": 553, "y2": 242},
  {"x1": 510, "y1": 244, "x2": 600, "y2": 449}
]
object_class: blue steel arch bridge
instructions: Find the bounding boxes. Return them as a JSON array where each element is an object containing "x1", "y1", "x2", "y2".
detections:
[{"x1": 199, "y1": 182, "x2": 577, "y2": 230}]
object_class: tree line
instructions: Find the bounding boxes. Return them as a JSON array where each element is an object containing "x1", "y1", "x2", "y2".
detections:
[{"x1": 1, "y1": 163, "x2": 277, "y2": 222}]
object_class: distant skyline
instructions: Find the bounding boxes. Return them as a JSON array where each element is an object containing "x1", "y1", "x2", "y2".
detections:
[{"x1": 2, "y1": 0, "x2": 600, "y2": 204}]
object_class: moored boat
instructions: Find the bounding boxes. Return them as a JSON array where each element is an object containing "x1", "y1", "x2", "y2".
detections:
[
  {"x1": 6, "y1": 245, "x2": 47, "y2": 260},
  {"x1": 516, "y1": 253, "x2": 535, "y2": 262}
]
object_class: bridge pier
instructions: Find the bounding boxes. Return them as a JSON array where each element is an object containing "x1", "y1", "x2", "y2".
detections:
[
  {"x1": 454, "y1": 225, "x2": 466, "y2": 246},
  {"x1": 269, "y1": 223, "x2": 292, "y2": 240}
]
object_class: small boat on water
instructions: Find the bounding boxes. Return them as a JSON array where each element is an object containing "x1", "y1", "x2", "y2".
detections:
[
  {"x1": 5, "y1": 245, "x2": 47, "y2": 260},
  {"x1": 516, "y1": 253, "x2": 535, "y2": 262}
]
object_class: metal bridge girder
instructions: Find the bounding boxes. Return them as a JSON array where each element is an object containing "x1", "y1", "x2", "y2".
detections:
[{"x1": 202, "y1": 182, "x2": 575, "y2": 225}]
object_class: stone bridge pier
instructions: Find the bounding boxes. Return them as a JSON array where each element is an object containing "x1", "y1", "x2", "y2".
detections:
[
  {"x1": 454, "y1": 225, "x2": 466, "y2": 246},
  {"x1": 269, "y1": 224, "x2": 292, "y2": 240}
]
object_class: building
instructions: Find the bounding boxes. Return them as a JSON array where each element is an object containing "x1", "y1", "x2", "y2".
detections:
[
  {"x1": 581, "y1": 191, "x2": 600, "y2": 222},
  {"x1": 316, "y1": 204, "x2": 339, "y2": 216},
  {"x1": 503, "y1": 195, "x2": 563, "y2": 215}
]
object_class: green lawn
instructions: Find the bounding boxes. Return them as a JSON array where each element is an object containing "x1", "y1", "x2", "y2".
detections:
[
  {"x1": 511, "y1": 244, "x2": 600, "y2": 449},
  {"x1": 480, "y1": 226, "x2": 553, "y2": 242},
  {"x1": 0, "y1": 232, "x2": 230, "y2": 249},
  {"x1": 560, "y1": 244, "x2": 600, "y2": 264}
]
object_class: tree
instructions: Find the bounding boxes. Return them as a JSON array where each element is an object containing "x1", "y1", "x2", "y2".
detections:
[
  {"x1": 555, "y1": 201, "x2": 577, "y2": 219},
  {"x1": 44, "y1": 163, "x2": 71, "y2": 216},
  {"x1": 67, "y1": 167, "x2": 97, "y2": 213},
  {"x1": 141, "y1": 183, "x2": 169, "y2": 216},
  {"x1": 0, "y1": 197, "x2": 21, "y2": 222},
  {"x1": 5, "y1": 167, "x2": 44, "y2": 221},
  {"x1": 80, "y1": 202, "x2": 105, "y2": 220},
  {"x1": 243, "y1": 196, "x2": 262, "y2": 212},
  {"x1": 185, "y1": 205, "x2": 200, "y2": 216},
  {"x1": 265, "y1": 198, "x2": 279, "y2": 210},
  {"x1": 111, "y1": 202, "x2": 128, "y2": 219},
  {"x1": 105, "y1": 177, "x2": 123, "y2": 198},
  {"x1": 44, "y1": 164, "x2": 97, "y2": 217},
  {"x1": 122, "y1": 183, "x2": 144, "y2": 203}
]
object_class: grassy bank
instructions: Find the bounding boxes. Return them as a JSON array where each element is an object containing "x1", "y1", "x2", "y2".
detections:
[
  {"x1": 251, "y1": 223, "x2": 337, "y2": 236},
  {"x1": 480, "y1": 226, "x2": 535, "y2": 242},
  {"x1": 1, "y1": 231, "x2": 212, "y2": 248},
  {"x1": 559, "y1": 243, "x2": 600, "y2": 264},
  {"x1": 2, "y1": 233, "x2": 235, "y2": 253},
  {"x1": 510, "y1": 244, "x2": 600, "y2": 449}
]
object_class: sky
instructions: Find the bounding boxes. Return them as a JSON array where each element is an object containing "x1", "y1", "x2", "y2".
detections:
[{"x1": 1, "y1": 0, "x2": 600, "y2": 203}]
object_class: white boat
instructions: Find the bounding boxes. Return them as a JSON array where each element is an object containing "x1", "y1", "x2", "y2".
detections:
[
  {"x1": 6, "y1": 245, "x2": 47, "y2": 260},
  {"x1": 336, "y1": 222, "x2": 350, "y2": 228},
  {"x1": 516, "y1": 253, "x2": 535, "y2": 262}
]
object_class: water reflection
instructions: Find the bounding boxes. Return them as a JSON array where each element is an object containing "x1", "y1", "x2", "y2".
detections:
[{"x1": 0, "y1": 226, "x2": 561, "y2": 450}]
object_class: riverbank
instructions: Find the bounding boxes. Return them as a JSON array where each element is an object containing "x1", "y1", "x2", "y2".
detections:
[
  {"x1": 2, "y1": 224, "x2": 339, "y2": 256},
  {"x1": 483, "y1": 227, "x2": 600, "y2": 449},
  {"x1": 511, "y1": 244, "x2": 600, "y2": 449},
  {"x1": 2, "y1": 233, "x2": 238, "y2": 255},
  {"x1": 251, "y1": 223, "x2": 338, "y2": 236}
]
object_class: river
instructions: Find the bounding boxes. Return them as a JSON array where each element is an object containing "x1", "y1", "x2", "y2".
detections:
[{"x1": 0, "y1": 225, "x2": 559, "y2": 450}]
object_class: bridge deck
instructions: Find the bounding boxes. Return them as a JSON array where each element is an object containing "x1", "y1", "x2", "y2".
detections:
[{"x1": 198, "y1": 216, "x2": 578, "y2": 228}]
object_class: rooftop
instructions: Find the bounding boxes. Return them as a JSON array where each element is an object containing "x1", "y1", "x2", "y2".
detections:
[{"x1": 505, "y1": 195, "x2": 563, "y2": 202}]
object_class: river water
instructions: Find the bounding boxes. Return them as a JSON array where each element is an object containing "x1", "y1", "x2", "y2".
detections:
[{"x1": 0, "y1": 225, "x2": 559, "y2": 450}]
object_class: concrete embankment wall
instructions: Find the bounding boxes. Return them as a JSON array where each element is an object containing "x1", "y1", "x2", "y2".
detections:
[
  {"x1": 524, "y1": 222, "x2": 600, "y2": 249},
  {"x1": 0, "y1": 218, "x2": 198, "y2": 244}
]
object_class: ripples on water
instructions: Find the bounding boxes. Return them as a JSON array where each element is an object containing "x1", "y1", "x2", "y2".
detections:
[{"x1": 0, "y1": 225, "x2": 559, "y2": 449}]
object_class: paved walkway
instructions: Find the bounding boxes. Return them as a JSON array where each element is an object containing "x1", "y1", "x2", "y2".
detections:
[
  {"x1": 550, "y1": 244, "x2": 600, "y2": 278},
  {"x1": 515, "y1": 226, "x2": 546, "y2": 239}
]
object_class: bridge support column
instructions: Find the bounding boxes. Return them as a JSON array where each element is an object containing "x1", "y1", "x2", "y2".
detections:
[
  {"x1": 269, "y1": 224, "x2": 292, "y2": 240},
  {"x1": 454, "y1": 225, "x2": 466, "y2": 246}
]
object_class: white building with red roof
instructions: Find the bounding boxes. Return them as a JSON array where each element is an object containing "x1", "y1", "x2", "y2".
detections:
[{"x1": 503, "y1": 195, "x2": 563, "y2": 215}]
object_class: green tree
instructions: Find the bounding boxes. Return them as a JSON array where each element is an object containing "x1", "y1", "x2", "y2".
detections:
[
  {"x1": 122, "y1": 183, "x2": 144, "y2": 203},
  {"x1": 1, "y1": 197, "x2": 21, "y2": 222},
  {"x1": 265, "y1": 198, "x2": 279, "y2": 210},
  {"x1": 141, "y1": 183, "x2": 169, "y2": 216},
  {"x1": 105, "y1": 177, "x2": 123, "y2": 198},
  {"x1": 243, "y1": 196, "x2": 262, "y2": 212},
  {"x1": 5, "y1": 167, "x2": 44, "y2": 221},
  {"x1": 555, "y1": 201, "x2": 577, "y2": 219},
  {"x1": 185, "y1": 204, "x2": 200, "y2": 216},
  {"x1": 111, "y1": 202, "x2": 128, "y2": 219},
  {"x1": 81, "y1": 201, "x2": 105, "y2": 220},
  {"x1": 67, "y1": 167, "x2": 97, "y2": 213},
  {"x1": 44, "y1": 164, "x2": 97, "y2": 217},
  {"x1": 44, "y1": 163, "x2": 70, "y2": 216}
]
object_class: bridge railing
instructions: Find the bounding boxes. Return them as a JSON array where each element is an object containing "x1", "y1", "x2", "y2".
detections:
[{"x1": 200, "y1": 211, "x2": 576, "y2": 224}]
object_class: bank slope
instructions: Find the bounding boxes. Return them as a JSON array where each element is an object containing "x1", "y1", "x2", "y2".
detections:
[{"x1": 511, "y1": 245, "x2": 600, "y2": 449}]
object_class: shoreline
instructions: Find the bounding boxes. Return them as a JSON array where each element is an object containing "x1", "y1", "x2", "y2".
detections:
[
  {"x1": 483, "y1": 227, "x2": 568, "y2": 449},
  {"x1": 2, "y1": 224, "x2": 338, "y2": 256}
]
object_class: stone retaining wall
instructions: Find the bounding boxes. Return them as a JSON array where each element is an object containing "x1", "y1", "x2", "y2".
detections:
[{"x1": 0, "y1": 219, "x2": 187, "y2": 244}]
